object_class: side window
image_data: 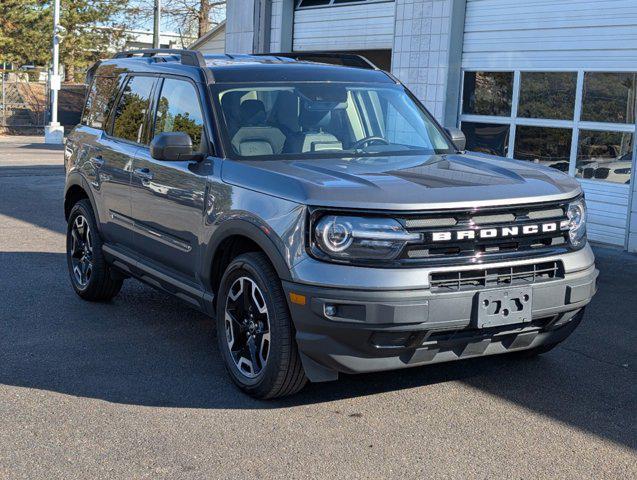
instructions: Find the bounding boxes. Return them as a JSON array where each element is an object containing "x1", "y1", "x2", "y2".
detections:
[
  {"x1": 112, "y1": 76, "x2": 155, "y2": 144},
  {"x1": 82, "y1": 75, "x2": 121, "y2": 129},
  {"x1": 154, "y1": 79, "x2": 205, "y2": 150}
]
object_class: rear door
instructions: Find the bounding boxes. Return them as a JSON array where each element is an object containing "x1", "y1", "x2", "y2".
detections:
[
  {"x1": 129, "y1": 76, "x2": 210, "y2": 282},
  {"x1": 95, "y1": 74, "x2": 158, "y2": 250}
]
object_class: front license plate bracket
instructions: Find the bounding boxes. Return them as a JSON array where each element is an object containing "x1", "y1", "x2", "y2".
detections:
[{"x1": 475, "y1": 287, "x2": 533, "y2": 328}]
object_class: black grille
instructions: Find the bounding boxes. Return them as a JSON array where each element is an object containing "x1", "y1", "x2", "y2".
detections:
[
  {"x1": 400, "y1": 200, "x2": 570, "y2": 262},
  {"x1": 429, "y1": 261, "x2": 563, "y2": 292}
]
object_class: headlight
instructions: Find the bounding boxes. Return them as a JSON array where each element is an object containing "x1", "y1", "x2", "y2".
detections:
[
  {"x1": 566, "y1": 198, "x2": 587, "y2": 248},
  {"x1": 312, "y1": 215, "x2": 420, "y2": 262}
]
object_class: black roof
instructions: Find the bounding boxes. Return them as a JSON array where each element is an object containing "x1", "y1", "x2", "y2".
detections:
[{"x1": 92, "y1": 52, "x2": 396, "y2": 85}]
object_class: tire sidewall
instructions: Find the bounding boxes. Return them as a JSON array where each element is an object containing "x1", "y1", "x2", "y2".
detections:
[
  {"x1": 66, "y1": 200, "x2": 99, "y2": 294},
  {"x1": 216, "y1": 255, "x2": 288, "y2": 393}
]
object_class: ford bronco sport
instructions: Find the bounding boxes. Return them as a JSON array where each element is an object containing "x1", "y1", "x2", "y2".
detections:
[{"x1": 64, "y1": 50, "x2": 597, "y2": 398}]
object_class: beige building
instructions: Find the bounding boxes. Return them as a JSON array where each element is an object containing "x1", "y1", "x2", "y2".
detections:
[{"x1": 189, "y1": 21, "x2": 226, "y2": 54}]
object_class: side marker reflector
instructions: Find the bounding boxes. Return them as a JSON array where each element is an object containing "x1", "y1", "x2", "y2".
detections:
[{"x1": 289, "y1": 292, "x2": 306, "y2": 306}]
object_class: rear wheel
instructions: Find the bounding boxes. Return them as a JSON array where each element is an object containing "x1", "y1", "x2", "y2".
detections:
[
  {"x1": 216, "y1": 252, "x2": 307, "y2": 399},
  {"x1": 66, "y1": 199, "x2": 123, "y2": 301}
]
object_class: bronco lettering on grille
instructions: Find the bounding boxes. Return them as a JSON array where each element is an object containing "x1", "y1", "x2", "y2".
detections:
[{"x1": 431, "y1": 221, "x2": 570, "y2": 242}]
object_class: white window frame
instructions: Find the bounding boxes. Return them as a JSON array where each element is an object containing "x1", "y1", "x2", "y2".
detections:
[
  {"x1": 459, "y1": 69, "x2": 636, "y2": 178},
  {"x1": 458, "y1": 68, "x2": 637, "y2": 249}
]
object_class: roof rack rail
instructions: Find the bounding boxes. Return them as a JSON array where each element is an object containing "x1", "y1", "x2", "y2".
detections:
[
  {"x1": 113, "y1": 49, "x2": 207, "y2": 68},
  {"x1": 255, "y1": 52, "x2": 378, "y2": 70}
]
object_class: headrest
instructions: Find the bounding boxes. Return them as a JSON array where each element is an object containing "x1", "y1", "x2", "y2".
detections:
[
  {"x1": 270, "y1": 91, "x2": 299, "y2": 132},
  {"x1": 300, "y1": 108, "x2": 331, "y2": 131},
  {"x1": 240, "y1": 99, "x2": 266, "y2": 125},
  {"x1": 221, "y1": 91, "x2": 243, "y2": 118}
]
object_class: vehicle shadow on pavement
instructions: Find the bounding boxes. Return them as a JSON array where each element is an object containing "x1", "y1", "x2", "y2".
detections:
[
  {"x1": 1, "y1": 249, "x2": 635, "y2": 451},
  {"x1": 16, "y1": 143, "x2": 65, "y2": 151}
]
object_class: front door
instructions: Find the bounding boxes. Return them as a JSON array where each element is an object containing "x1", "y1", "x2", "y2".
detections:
[
  {"x1": 92, "y1": 135, "x2": 137, "y2": 248},
  {"x1": 130, "y1": 77, "x2": 209, "y2": 282}
]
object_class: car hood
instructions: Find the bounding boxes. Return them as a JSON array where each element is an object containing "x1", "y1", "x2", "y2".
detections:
[{"x1": 221, "y1": 152, "x2": 582, "y2": 210}]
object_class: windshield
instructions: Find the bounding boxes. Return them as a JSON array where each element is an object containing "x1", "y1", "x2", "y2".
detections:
[{"x1": 213, "y1": 83, "x2": 455, "y2": 159}]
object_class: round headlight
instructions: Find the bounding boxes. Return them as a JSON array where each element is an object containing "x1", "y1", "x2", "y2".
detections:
[
  {"x1": 312, "y1": 215, "x2": 421, "y2": 262},
  {"x1": 315, "y1": 216, "x2": 353, "y2": 253},
  {"x1": 567, "y1": 198, "x2": 587, "y2": 248}
]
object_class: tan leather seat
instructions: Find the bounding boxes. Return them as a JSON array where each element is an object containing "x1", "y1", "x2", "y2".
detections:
[
  {"x1": 231, "y1": 100, "x2": 286, "y2": 156},
  {"x1": 285, "y1": 109, "x2": 342, "y2": 153}
]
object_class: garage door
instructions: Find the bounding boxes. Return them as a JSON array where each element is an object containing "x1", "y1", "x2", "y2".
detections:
[
  {"x1": 459, "y1": 0, "x2": 637, "y2": 247},
  {"x1": 293, "y1": 0, "x2": 395, "y2": 52}
]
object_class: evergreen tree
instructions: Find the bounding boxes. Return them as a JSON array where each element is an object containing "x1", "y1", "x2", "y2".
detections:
[
  {"x1": 0, "y1": 1, "x2": 140, "y2": 82},
  {"x1": 0, "y1": 0, "x2": 50, "y2": 65},
  {"x1": 57, "y1": 0, "x2": 138, "y2": 82}
]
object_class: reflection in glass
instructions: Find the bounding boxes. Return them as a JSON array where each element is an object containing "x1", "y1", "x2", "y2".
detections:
[
  {"x1": 576, "y1": 130, "x2": 632, "y2": 184},
  {"x1": 155, "y1": 79, "x2": 205, "y2": 150},
  {"x1": 581, "y1": 72, "x2": 637, "y2": 124},
  {"x1": 514, "y1": 126, "x2": 573, "y2": 172},
  {"x1": 216, "y1": 83, "x2": 453, "y2": 158},
  {"x1": 83, "y1": 75, "x2": 122, "y2": 129},
  {"x1": 462, "y1": 72, "x2": 513, "y2": 116},
  {"x1": 518, "y1": 72, "x2": 577, "y2": 120},
  {"x1": 297, "y1": 0, "x2": 330, "y2": 7},
  {"x1": 461, "y1": 121, "x2": 510, "y2": 157},
  {"x1": 112, "y1": 76, "x2": 155, "y2": 144}
]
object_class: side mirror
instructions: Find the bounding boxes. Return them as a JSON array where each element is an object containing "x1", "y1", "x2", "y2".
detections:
[
  {"x1": 150, "y1": 132, "x2": 203, "y2": 161},
  {"x1": 445, "y1": 128, "x2": 466, "y2": 152}
]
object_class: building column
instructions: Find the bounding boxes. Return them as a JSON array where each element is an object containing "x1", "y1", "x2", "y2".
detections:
[
  {"x1": 270, "y1": 0, "x2": 294, "y2": 52},
  {"x1": 225, "y1": 0, "x2": 293, "y2": 54},
  {"x1": 391, "y1": 0, "x2": 466, "y2": 127},
  {"x1": 225, "y1": 0, "x2": 256, "y2": 53}
]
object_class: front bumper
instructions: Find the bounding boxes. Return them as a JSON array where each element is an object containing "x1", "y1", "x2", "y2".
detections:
[{"x1": 284, "y1": 248, "x2": 598, "y2": 382}]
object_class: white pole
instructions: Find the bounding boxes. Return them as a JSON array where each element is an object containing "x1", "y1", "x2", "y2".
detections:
[
  {"x1": 45, "y1": 0, "x2": 63, "y2": 143},
  {"x1": 51, "y1": 0, "x2": 60, "y2": 124}
]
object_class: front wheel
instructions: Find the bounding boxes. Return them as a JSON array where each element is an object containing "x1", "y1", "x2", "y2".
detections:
[
  {"x1": 66, "y1": 199, "x2": 123, "y2": 301},
  {"x1": 216, "y1": 252, "x2": 307, "y2": 399}
]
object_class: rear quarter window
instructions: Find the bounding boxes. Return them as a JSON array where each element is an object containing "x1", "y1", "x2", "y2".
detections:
[{"x1": 82, "y1": 75, "x2": 123, "y2": 129}]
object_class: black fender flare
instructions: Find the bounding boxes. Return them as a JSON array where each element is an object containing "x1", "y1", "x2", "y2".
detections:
[
  {"x1": 202, "y1": 218, "x2": 293, "y2": 288},
  {"x1": 64, "y1": 172, "x2": 101, "y2": 227}
]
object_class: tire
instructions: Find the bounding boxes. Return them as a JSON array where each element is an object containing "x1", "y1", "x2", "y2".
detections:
[
  {"x1": 216, "y1": 252, "x2": 307, "y2": 399},
  {"x1": 66, "y1": 199, "x2": 123, "y2": 301}
]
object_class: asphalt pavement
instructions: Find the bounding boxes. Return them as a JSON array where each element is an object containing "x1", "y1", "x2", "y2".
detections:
[{"x1": 0, "y1": 137, "x2": 635, "y2": 479}]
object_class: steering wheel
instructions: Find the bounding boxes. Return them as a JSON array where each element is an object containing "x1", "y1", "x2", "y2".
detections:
[{"x1": 351, "y1": 136, "x2": 390, "y2": 150}]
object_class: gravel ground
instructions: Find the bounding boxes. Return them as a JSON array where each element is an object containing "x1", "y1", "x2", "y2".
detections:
[{"x1": 0, "y1": 137, "x2": 635, "y2": 479}]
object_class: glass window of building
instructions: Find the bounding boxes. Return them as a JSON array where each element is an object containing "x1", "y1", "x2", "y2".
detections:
[
  {"x1": 514, "y1": 126, "x2": 572, "y2": 173},
  {"x1": 461, "y1": 122, "x2": 510, "y2": 157},
  {"x1": 576, "y1": 130, "x2": 633, "y2": 184},
  {"x1": 518, "y1": 72, "x2": 577, "y2": 120},
  {"x1": 581, "y1": 72, "x2": 637, "y2": 124},
  {"x1": 462, "y1": 72, "x2": 513, "y2": 117}
]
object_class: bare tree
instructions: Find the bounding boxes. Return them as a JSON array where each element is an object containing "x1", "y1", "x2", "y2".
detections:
[{"x1": 140, "y1": 0, "x2": 226, "y2": 38}]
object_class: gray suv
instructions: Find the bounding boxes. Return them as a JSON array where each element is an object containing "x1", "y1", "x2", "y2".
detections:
[{"x1": 64, "y1": 50, "x2": 597, "y2": 398}]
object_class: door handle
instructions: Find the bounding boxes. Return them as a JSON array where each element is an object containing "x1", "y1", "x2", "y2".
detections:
[
  {"x1": 133, "y1": 167, "x2": 154, "y2": 181},
  {"x1": 90, "y1": 156, "x2": 104, "y2": 168}
]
